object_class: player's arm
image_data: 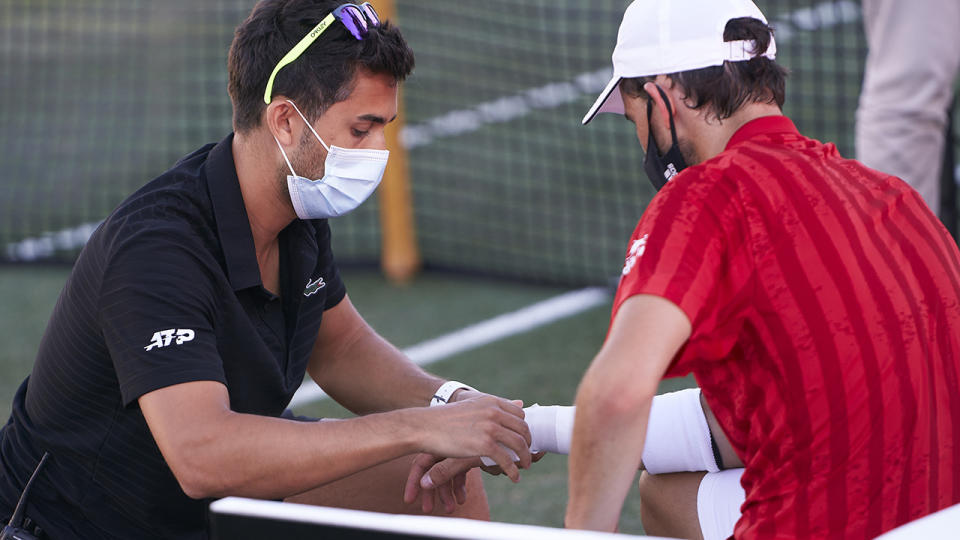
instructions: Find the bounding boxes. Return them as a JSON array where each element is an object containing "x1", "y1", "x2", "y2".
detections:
[
  {"x1": 305, "y1": 294, "x2": 465, "y2": 414},
  {"x1": 139, "y1": 379, "x2": 531, "y2": 500},
  {"x1": 565, "y1": 294, "x2": 691, "y2": 532}
]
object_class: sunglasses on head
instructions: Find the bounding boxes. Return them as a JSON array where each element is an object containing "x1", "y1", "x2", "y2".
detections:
[{"x1": 263, "y1": 2, "x2": 381, "y2": 104}]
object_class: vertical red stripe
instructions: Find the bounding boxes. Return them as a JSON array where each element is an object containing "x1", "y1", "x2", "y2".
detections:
[
  {"x1": 641, "y1": 182, "x2": 701, "y2": 287},
  {"x1": 892, "y1": 196, "x2": 960, "y2": 510},
  {"x1": 735, "y1": 156, "x2": 850, "y2": 537},
  {"x1": 778, "y1": 152, "x2": 894, "y2": 537},
  {"x1": 741, "y1": 318, "x2": 813, "y2": 539},
  {"x1": 828, "y1": 158, "x2": 954, "y2": 527},
  {"x1": 737, "y1": 147, "x2": 866, "y2": 534}
]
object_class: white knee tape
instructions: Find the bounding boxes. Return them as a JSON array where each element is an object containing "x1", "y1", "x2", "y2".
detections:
[{"x1": 642, "y1": 388, "x2": 719, "y2": 474}]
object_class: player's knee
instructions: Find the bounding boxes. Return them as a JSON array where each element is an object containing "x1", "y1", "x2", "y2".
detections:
[
  {"x1": 637, "y1": 470, "x2": 655, "y2": 499},
  {"x1": 637, "y1": 471, "x2": 705, "y2": 540},
  {"x1": 638, "y1": 471, "x2": 671, "y2": 536},
  {"x1": 637, "y1": 471, "x2": 665, "y2": 520}
]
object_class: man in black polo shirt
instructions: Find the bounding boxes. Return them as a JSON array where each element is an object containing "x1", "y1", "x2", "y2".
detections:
[{"x1": 0, "y1": 1, "x2": 533, "y2": 538}]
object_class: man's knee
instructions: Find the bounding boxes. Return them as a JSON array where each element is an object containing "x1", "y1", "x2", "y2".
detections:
[
  {"x1": 636, "y1": 470, "x2": 658, "y2": 504},
  {"x1": 637, "y1": 471, "x2": 705, "y2": 540}
]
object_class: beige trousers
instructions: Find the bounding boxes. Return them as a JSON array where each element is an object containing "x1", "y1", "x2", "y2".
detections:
[{"x1": 855, "y1": 0, "x2": 960, "y2": 214}]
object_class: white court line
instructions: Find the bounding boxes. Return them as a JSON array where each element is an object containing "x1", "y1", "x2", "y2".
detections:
[{"x1": 287, "y1": 286, "x2": 610, "y2": 409}]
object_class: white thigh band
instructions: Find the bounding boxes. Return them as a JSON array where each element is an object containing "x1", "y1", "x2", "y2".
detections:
[{"x1": 642, "y1": 388, "x2": 719, "y2": 474}]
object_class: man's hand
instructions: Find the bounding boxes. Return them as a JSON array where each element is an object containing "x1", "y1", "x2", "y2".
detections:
[
  {"x1": 402, "y1": 393, "x2": 531, "y2": 513},
  {"x1": 403, "y1": 394, "x2": 546, "y2": 513},
  {"x1": 403, "y1": 454, "x2": 478, "y2": 514},
  {"x1": 402, "y1": 452, "x2": 548, "y2": 513},
  {"x1": 416, "y1": 395, "x2": 532, "y2": 480}
]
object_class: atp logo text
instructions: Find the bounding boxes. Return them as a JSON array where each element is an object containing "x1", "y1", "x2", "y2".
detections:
[{"x1": 145, "y1": 329, "x2": 195, "y2": 351}]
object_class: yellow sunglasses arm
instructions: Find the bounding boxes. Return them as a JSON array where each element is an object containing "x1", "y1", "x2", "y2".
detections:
[{"x1": 262, "y1": 12, "x2": 337, "y2": 104}]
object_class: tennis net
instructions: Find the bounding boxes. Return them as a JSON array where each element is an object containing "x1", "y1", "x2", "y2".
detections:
[{"x1": 1, "y1": 0, "x2": 954, "y2": 285}]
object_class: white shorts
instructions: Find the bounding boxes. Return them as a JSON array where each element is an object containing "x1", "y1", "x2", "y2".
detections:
[{"x1": 697, "y1": 468, "x2": 745, "y2": 540}]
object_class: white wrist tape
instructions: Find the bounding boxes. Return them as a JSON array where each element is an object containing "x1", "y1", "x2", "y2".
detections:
[
  {"x1": 641, "y1": 388, "x2": 719, "y2": 474},
  {"x1": 526, "y1": 404, "x2": 574, "y2": 454},
  {"x1": 429, "y1": 381, "x2": 475, "y2": 407},
  {"x1": 480, "y1": 404, "x2": 575, "y2": 466}
]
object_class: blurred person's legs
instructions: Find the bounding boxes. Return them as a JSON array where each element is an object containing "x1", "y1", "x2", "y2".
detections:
[
  {"x1": 638, "y1": 468, "x2": 745, "y2": 540},
  {"x1": 855, "y1": 0, "x2": 960, "y2": 214}
]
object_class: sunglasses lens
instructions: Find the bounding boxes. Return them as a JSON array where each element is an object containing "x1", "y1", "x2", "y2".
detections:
[
  {"x1": 338, "y1": 6, "x2": 367, "y2": 40},
  {"x1": 361, "y1": 3, "x2": 381, "y2": 27}
]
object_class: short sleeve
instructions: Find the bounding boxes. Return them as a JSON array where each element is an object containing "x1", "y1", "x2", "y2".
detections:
[
  {"x1": 611, "y1": 170, "x2": 753, "y2": 374},
  {"x1": 98, "y1": 225, "x2": 226, "y2": 406},
  {"x1": 312, "y1": 219, "x2": 346, "y2": 310}
]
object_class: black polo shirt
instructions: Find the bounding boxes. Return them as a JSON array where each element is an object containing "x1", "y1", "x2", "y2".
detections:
[{"x1": 0, "y1": 134, "x2": 346, "y2": 539}]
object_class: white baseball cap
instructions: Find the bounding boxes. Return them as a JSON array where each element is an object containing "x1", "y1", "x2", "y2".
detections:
[{"x1": 582, "y1": 0, "x2": 776, "y2": 125}]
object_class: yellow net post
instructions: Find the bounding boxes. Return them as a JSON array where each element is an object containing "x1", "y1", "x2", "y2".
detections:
[{"x1": 371, "y1": 0, "x2": 421, "y2": 284}]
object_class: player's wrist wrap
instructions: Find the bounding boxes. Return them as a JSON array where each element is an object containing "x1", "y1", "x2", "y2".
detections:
[
  {"x1": 429, "y1": 381, "x2": 476, "y2": 407},
  {"x1": 641, "y1": 388, "x2": 721, "y2": 474},
  {"x1": 480, "y1": 404, "x2": 574, "y2": 467}
]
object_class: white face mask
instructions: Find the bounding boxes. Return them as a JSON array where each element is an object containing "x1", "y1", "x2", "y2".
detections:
[{"x1": 274, "y1": 100, "x2": 389, "y2": 220}]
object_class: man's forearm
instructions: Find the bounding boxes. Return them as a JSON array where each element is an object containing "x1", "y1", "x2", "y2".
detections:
[
  {"x1": 565, "y1": 379, "x2": 656, "y2": 531},
  {"x1": 143, "y1": 379, "x2": 532, "y2": 501},
  {"x1": 308, "y1": 296, "x2": 449, "y2": 414},
  {"x1": 564, "y1": 295, "x2": 691, "y2": 531},
  {"x1": 167, "y1": 407, "x2": 423, "y2": 500},
  {"x1": 309, "y1": 324, "x2": 445, "y2": 414}
]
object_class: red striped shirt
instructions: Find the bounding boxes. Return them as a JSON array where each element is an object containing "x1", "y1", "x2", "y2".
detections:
[{"x1": 613, "y1": 116, "x2": 960, "y2": 539}]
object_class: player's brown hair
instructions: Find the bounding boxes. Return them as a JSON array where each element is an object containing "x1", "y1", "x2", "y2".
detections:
[
  {"x1": 620, "y1": 17, "x2": 787, "y2": 121},
  {"x1": 228, "y1": 0, "x2": 415, "y2": 133}
]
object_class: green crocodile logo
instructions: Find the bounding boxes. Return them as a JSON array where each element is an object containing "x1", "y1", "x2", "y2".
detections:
[{"x1": 303, "y1": 276, "x2": 326, "y2": 297}]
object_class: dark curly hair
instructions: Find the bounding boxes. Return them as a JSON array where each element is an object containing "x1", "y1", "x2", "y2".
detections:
[{"x1": 228, "y1": 0, "x2": 415, "y2": 132}]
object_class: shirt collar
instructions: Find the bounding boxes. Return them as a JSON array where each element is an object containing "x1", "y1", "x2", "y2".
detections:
[
  {"x1": 725, "y1": 115, "x2": 799, "y2": 150},
  {"x1": 205, "y1": 133, "x2": 261, "y2": 292}
]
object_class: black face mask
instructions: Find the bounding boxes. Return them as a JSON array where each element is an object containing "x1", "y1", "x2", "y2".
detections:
[{"x1": 643, "y1": 85, "x2": 688, "y2": 191}]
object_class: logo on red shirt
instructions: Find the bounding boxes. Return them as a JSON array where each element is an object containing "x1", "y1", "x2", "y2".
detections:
[{"x1": 621, "y1": 234, "x2": 648, "y2": 276}]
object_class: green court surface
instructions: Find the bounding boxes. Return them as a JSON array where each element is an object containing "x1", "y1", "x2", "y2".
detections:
[{"x1": 0, "y1": 265, "x2": 695, "y2": 533}]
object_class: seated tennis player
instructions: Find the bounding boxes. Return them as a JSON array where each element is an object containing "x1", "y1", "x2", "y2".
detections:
[
  {"x1": 415, "y1": 0, "x2": 960, "y2": 537},
  {"x1": 566, "y1": 0, "x2": 960, "y2": 537},
  {"x1": 0, "y1": 2, "x2": 535, "y2": 538}
]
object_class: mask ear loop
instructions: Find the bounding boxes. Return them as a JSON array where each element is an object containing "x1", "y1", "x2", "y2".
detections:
[
  {"x1": 273, "y1": 135, "x2": 298, "y2": 178},
  {"x1": 646, "y1": 96, "x2": 659, "y2": 157},
  {"x1": 285, "y1": 99, "x2": 330, "y2": 152},
  {"x1": 652, "y1": 85, "x2": 681, "y2": 150}
]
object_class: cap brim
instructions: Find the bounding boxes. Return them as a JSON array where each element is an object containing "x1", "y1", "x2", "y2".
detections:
[{"x1": 582, "y1": 76, "x2": 624, "y2": 125}]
